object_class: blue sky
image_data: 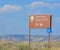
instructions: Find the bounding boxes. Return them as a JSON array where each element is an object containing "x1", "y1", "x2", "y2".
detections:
[{"x1": 0, "y1": 0, "x2": 60, "y2": 35}]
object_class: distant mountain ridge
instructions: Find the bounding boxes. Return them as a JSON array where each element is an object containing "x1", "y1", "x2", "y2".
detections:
[{"x1": 0, "y1": 34, "x2": 60, "y2": 42}]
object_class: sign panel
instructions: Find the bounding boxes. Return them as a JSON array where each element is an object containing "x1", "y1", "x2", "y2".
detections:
[
  {"x1": 29, "y1": 14, "x2": 51, "y2": 28},
  {"x1": 47, "y1": 28, "x2": 52, "y2": 33}
]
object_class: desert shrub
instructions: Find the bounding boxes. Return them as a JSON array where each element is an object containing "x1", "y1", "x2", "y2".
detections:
[
  {"x1": 34, "y1": 48, "x2": 38, "y2": 50},
  {"x1": 19, "y1": 44, "x2": 30, "y2": 50},
  {"x1": 0, "y1": 46, "x2": 3, "y2": 50}
]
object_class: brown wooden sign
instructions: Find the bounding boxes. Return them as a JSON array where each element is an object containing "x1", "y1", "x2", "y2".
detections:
[{"x1": 29, "y1": 14, "x2": 51, "y2": 28}]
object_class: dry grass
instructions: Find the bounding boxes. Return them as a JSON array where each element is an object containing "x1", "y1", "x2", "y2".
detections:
[{"x1": 0, "y1": 40, "x2": 60, "y2": 50}]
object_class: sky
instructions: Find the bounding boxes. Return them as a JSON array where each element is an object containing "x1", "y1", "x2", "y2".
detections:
[{"x1": 0, "y1": 0, "x2": 60, "y2": 35}]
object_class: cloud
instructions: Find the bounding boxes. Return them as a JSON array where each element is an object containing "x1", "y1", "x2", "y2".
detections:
[
  {"x1": 26, "y1": 1, "x2": 60, "y2": 9},
  {"x1": 53, "y1": 3, "x2": 60, "y2": 7},
  {"x1": 0, "y1": 5, "x2": 21, "y2": 12},
  {"x1": 53, "y1": 18, "x2": 60, "y2": 22},
  {"x1": 26, "y1": 1, "x2": 49, "y2": 9}
]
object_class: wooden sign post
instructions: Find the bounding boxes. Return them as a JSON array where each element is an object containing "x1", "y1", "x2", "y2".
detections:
[{"x1": 28, "y1": 14, "x2": 52, "y2": 49}]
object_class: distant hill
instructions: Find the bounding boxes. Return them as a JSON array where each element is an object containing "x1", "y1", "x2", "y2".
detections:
[{"x1": 0, "y1": 34, "x2": 60, "y2": 42}]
